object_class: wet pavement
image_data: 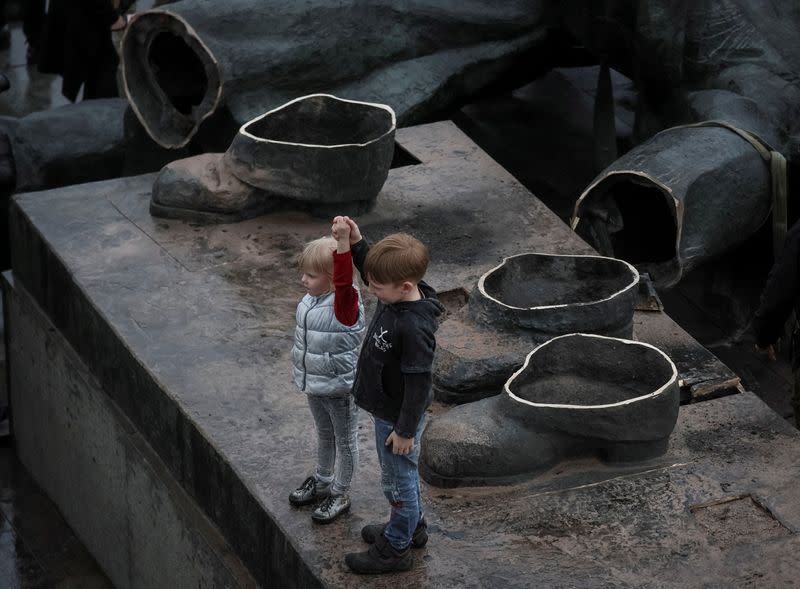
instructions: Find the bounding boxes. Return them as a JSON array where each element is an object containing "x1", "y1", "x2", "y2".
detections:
[
  {"x1": 0, "y1": 15, "x2": 113, "y2": 589},
  {"x1": 0, "y1": 439, "x2": 113, "y2": 589},
  {"x1": 1, "y1": 298, "x2": 111, "y2": 588},
  {"x1": 1, "y1": 274, "x2": 111, "y2": 588},
  {"x1": 11, "y1": 121, "x2": 800, "y2": 587}
]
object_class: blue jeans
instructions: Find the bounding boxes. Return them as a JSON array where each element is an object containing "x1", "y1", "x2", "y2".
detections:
[{"x1": 374, "y1": 416, "x2": 425, "y2": 551}]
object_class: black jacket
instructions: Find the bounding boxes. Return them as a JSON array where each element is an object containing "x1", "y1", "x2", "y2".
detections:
[
  {"x1": 754, "y1": 220, "x2": 800, "y2": 348},
  {"x1": 39, "y1": 0, "x2": 135, "y2": 101},
  {"x1": 350, "y1": 239, "x2": 444, "y2": 438}
]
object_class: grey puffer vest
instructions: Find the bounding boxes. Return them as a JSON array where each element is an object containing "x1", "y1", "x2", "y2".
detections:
[{"x1": 292, "y1": 290, "x2": 365, "y2": 396}]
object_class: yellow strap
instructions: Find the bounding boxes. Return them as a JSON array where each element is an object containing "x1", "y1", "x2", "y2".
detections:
[{"x1": 772, "y1": 151, "x2": 788, "y2": 256}]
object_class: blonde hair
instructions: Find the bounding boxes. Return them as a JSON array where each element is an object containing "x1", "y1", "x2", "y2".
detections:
[
  {"x1": 365, "y1": 233, "x2": 429, "y2": 284},
  {"x1": 298, "y1": 236, "x2": 337, "y2": 276}
]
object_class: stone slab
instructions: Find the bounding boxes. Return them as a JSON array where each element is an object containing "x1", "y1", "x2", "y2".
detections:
[
  {"x1": 2, "y1": 272, "x2": 256, "y2": 589},
  {"x1": 5, "y1": 121, "x2": 773, "y2": 587}
]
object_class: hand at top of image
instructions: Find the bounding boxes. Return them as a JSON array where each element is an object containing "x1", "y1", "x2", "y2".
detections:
[
  {"x1": 332, "y1": 217, "x2": 352, "y2": 253},
  {"x1": 344, "y1": 216, "x2": 362, "y2": 245},
  {"x1": 332, "y1": 216, "x2": 362, "y2": 245},
  {"x1": 332, "y1": 216, "x2": 350, "y2": 239}
]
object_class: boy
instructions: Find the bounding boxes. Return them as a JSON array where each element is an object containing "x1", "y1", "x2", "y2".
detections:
[{"x1": 332, "y1": 216, "x2": 443, "y2": 575}]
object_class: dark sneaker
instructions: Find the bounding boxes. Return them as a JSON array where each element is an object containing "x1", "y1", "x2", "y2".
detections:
[
  {"x1": 361, "y1": 518, "x2": 428, "y2": 548},
  {"x1": 288, "y1": 476, "x2": 330, "y2": 507},
  {"x1": 345, "y1": 534, "x2": 413, "y2": 574},
  {"x1": 311, "y1": 494, "x2": 351, "y2": 524}
]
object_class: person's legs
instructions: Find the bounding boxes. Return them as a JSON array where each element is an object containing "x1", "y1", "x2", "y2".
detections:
[
  {"x1": 23, "y1": 0, "x2": 46, "y2": 62},
  {"x1": 307, "y1": 395, "x2": 336, "y2": 484},
  {"x1": 327, "y1": 395, "x2": 359, "y2": 495},
  {"x1": 358, "y1": 414, "x2": 428, "y2": 548},
  {"x1": 374, "y1": 416, "x2": 425, "y2": 551},
  {"x1": 83, "y1": 45, "x2": 120, "y2": 100},
  {"x1": 288, "y1": 395, "x2": 334, "y2": 506},
  {"x1": 344, "y1": 415, "x2": 424, "y2": 573},
  {"x1": 310, "y1": 395, "x2": 358, "y2": 523},
  {"x1": 415, "y1": 449, "x2": 424, "y2": 521},
  {"x1": 0, "y1": 0, "x2": 8, "y2": 51}
]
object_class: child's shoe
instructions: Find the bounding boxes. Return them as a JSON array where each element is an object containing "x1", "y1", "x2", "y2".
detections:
[
  {"x1": 345, "y1": 534, "x2": 413, "y2": 574},
  {"x1": 360, "y1": 518, "x2": 428, "y2": 548},
  {"x1": 311, "y1": 494, "x2": 351, "y2": 524},
  {"x1": 288, "y1": 476, "x2": 330, "y2": 506}
]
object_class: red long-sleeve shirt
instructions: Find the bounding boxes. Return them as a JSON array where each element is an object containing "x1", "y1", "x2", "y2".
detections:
[{"x1": 332, "y1": 250, "x2": 359, "y2": 326}]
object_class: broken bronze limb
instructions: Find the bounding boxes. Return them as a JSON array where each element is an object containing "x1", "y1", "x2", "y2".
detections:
[
  {"x1": 572, "y1": 122, "x2": 776, "y2": 289},
  {"x1": 0, "y1": 99, "x2": 190, "y2": 196},
  {"x1": 150, "y1": 94, "x2": 395, "y2": 223},
  {"x1": 566, "y1": 0, "x2": 800, "y2": 287},
  {"x1": 120, "y1": 0, "x2": 548, "y2": 148}
]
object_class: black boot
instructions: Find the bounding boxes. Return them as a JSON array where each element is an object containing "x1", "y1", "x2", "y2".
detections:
[
  {"x1": 361, "y1": 518, "x2": 428, "y2": 548},
  {"x1": 345, "y1": 534, "x2": 413, "y2": 574}
]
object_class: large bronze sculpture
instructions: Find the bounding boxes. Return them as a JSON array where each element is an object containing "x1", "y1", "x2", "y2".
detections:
[
  {"x1": 0, "y1": 0, "x2": 797, "y2": 284},
  {"x1": 568, "y1": 1, "x2": 799, "y2": 286},
  {"x1": 119, "y1": 0, "x2": 547, "y2": 148}
]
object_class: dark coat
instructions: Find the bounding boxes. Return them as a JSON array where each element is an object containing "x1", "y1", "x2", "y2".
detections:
[
  {"x1": 350, "y1": 239, "x2": 444, "y2": 438},
  {"x1": 39, "y1": 0, "x2": 134, "y2": 101},
  {"x1": 754, "y1": 220, "x2": 800, "y2": 348}
]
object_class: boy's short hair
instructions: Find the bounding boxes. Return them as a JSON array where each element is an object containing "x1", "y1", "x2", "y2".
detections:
[
  {"x1": 298, "y1": 236, "x2": 336, "y2": 276},
  {"x1": 365, "y1": 233, "x2": 429, "y2": 284}
]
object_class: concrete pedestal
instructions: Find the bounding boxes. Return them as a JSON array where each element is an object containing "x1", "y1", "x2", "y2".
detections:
[
  {"x1": 3, "y1": 273, "x2": 256, "y2": 588},
  {"x1": 5, "y1": 122, "x2": 798, "y2": 587}
]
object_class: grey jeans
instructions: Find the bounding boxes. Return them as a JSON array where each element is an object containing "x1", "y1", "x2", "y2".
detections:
[{"x1": 307, "y1": 394, "x2": 359, "y2": 495}]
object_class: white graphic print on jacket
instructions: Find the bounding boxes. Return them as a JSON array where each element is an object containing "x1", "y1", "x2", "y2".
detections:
[{"x1": 372, "y1": 326, "x2": 392, "y2": 352}]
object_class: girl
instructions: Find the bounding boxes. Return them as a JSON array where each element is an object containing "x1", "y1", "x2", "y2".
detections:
[{"x1": 289, "y1": 219, "x2": 364, "y2": 523}]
